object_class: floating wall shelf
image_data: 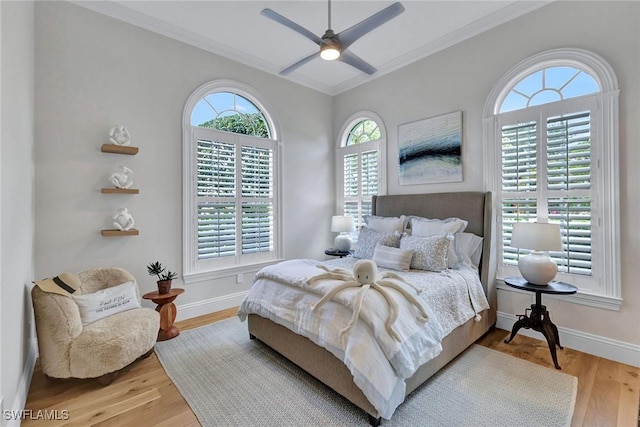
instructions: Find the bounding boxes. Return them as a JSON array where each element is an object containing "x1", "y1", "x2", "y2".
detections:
[
  {"x1": 101, "y1": 229, "x2": 139, "y2": 237},
  {"x1": 101, "y1": 188, "x2": 139, "y2": 194},
  {"x1": 101, "y1": 144, "x2": 139, "y2": 155}
]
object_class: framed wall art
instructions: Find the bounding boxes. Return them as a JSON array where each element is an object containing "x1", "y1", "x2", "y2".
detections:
[{"x1": 398, "y1": 111, "x2": 462, "y2": 185}]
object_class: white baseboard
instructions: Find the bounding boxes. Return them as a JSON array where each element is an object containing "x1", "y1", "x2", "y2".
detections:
[
  {"x1": 175, "y1": 290, "x2": 248, "y2": 322},
  {"x1": 496, "y1": 311, "x2": 640, "y2": 367},
  {"x1": 5, "y1": 338, "x2": 38, "y2": 427}
]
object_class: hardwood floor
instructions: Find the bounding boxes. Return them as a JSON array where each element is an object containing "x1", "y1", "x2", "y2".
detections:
[{"x1": 23, "y1": 308, "x2": 639, "y2": 426}]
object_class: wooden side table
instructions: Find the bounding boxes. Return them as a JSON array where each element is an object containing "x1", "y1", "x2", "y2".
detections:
[
  {"x1": 142, "y1": 288, "x2": 185, "y2": 341},
  {"x1": 503, "y1": 277, "x2": 577, "y2": 369}
]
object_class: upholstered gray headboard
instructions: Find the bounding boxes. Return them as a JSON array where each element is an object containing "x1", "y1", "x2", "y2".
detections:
[{"x1": 371, "y1": 191, "x2": 494, "y2": 309}]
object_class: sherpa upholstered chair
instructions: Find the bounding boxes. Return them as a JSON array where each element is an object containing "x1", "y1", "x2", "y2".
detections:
[{"x1": 31, "y1": 267, "x2": 160, "y2": 384}]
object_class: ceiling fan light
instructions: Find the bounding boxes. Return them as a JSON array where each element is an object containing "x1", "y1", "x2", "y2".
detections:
[{"x1": 320, "y1": 45, "x2": 340, "y2": 60}]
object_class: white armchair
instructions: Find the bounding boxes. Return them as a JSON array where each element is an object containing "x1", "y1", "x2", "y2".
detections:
[{"x1": 31, "y1": 267, "x2": 160, "y2": 384}]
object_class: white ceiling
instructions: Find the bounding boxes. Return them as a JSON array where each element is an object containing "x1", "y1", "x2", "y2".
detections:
[{"x1": 75, "y1": 1, "x2": 549, "y2": 95}]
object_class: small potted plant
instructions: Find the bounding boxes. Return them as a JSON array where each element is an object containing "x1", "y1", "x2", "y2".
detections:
[{"x1": 147, "y1": 261, "x2": 178, "y2": 294}]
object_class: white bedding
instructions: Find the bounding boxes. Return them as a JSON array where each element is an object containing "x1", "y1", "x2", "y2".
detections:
[{"x1": 238, "y1": 258, "x2": 489, "y2": 419}]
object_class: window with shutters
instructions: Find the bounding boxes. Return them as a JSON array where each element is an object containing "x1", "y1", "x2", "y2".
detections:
[
  {"x1": 336, "y1": 112, "x2": 387, "y2": 237},
  {"x1": 183, "y1": 81, "x2": 281, "y2": 280},
  {"x1": 484, "y1": 49, "x2": 621, "y2": 309}
]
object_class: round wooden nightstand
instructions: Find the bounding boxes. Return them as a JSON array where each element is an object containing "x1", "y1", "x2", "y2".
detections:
[
  {"x1": 503, "y1": 277, "x2": 577, "y2": 369},
  {"x1": 142, "y1": 288, "x2": 185, "y2": 341}
]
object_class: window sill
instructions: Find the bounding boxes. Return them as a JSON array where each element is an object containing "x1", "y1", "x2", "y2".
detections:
[
  {"x1": 184, "y1": 259, "x2": 285, "y2": 285},
  {"x1": 497, "y1": 279, "x2": 622, "y2": 311}
]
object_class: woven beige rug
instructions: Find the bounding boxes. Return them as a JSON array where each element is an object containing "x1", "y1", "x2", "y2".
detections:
[{"x1": 155, "y1": 317, "x2": 577, "y2": 426}]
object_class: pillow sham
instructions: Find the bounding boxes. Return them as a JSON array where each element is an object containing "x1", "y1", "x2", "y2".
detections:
[
  {"x1": 410, "y1": 216, "x2": 468, "y2": 236},
  {"x1": 400, "y1": 234, "x2": 453, "y2": 272},
  {"x1": 353, "y1": 228, "x2": 401, "y2": 259},
  {"x1": 73, "y1": 280, "x2": 141, "y2": 326},
  {"x1": 364, "y1": 215, "x2": 406, "y2": 233},
  {"x1": 372, "y1": 243, "x2": 414, "y2": 271},
  {"x1": 455, "y1": 232, "x2": 484, "y2": 269}
]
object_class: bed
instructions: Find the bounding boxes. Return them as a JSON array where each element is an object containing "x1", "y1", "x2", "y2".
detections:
[{"x1": 240, "y1": 191, "x2": 496, "y2": 425}]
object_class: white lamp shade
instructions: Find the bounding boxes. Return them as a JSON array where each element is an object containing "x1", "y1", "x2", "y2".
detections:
[
  {"x1": 510, "y1": 222, "x2": 562, "y2": 251},
  {"x1": 331, "y1": 216, "x2": 355, "y2": 233},
  {"x1": 511, "y1": 222, "x2": 562, "y2": 285}
]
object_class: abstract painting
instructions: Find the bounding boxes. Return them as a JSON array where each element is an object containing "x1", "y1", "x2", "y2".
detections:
[{"x1": 398, "y1": 111, "x2": 462, "y2": 185}]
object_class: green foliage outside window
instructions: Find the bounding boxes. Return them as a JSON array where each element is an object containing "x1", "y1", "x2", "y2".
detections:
[{"x1": 199, "y1": 113, "x2": 269, "y2": 138}]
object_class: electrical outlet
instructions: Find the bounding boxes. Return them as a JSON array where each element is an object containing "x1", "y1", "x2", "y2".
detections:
[{"x1": 236, "y1": 273, "x2": 243, "y2": 284}]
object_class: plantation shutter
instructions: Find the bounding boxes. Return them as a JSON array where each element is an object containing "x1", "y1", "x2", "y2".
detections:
[
  {"x1": 501, "y1": 121, "x2": 537, "y2": 265},
  {"x1": 196, "y1": 137, "x2": 275, "y2": 261},
  {"x1": 342, "y1": 150, "x2": 378, "y2": 229},
  {"x1": 241, "y1": 146, "x2": 273, "y2": 254},
  {"x1": 343, "y1": 153, "x2": 361, "y2": 226},
  {"x1": 197, "y1": 139, "x2": 236, "y2": 259},
  {"x1": 546, "y1": 111, "x2": 592, "y2": 275},
  {"x1": 500, "y1": 111, "x2": 592, "y2": 277}
]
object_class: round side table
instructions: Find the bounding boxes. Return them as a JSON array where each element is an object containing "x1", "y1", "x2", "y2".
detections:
[
  {"x1": 325, "y1": 249, "x2": 351, "y2": 258},
  {"x1": 142, "y1": 288, "x2": 185, "y2": 341},
  {"x1": 503, "y1": 277, "x2": 577, "y2": 369}
]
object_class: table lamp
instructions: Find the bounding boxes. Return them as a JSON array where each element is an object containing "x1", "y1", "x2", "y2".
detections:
[
  {"x1": 331, "y1": 215, "x2": 355, "y2": 252},
  {"x1": 510, "y1": 222, "x2": 562, "y2": 285}
]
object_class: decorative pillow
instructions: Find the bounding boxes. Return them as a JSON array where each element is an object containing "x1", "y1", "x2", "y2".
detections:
[
  {"x1": 410, "y1": 217, "x2": 468, "y2": 268},
  {"x1": 73, "y1": 281, "x2": 141, "y2": 326},
  {"x1": 364, "y1": 215, "x2": 406, "y2": 233},
  {"x1": 372, "y1": 244, "x2": 414, "y2": 271},
  {"x1": 353, "y1": 228, "x2": 401, "y2": 259},
  {"x1": 455, "y1": 232, "x2": 484, "y2": 269},
  {"x1": 400, "y1": 234, "x2": 454, "y2": 272}
]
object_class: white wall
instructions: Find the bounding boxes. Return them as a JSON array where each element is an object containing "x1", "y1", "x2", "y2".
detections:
[
  {"x1": 334, "y1": 1, "x2": 640, "y2": 354},
  {"x1": 1, "y1": 0, "x2": 36, "y2": 421},
  {"x1": 34, "y1": 2, "x2": 334, "y2": 316},
  {"x1": 17, "y1": 5, "x2": 639, "y2": 415}
]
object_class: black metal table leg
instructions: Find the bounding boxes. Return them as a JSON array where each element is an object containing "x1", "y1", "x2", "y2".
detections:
[
  {"x1": 502, "y1": 278, "x2": 577, "y2": 370},
  {"x1": 504, "y1": 314, "x2": 530, "y2": 344},
  {"x1": 505, "y1": 302, "x2": 564, "y2": 369}
]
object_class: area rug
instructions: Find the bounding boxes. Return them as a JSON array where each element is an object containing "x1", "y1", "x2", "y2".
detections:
[{"x1": 155, "y1": 317, "x2": 577, "y2": 426}]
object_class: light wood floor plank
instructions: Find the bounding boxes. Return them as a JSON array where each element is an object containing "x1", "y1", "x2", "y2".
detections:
[
  {"x1": 23, "y1": 310, "x2": 639, "y2": 427},
  {"x1": 585, "y1": 358, "x2": 623, "y2": 426},
  {"x1": 618, "y1": 364, "x2": 640, "y2": 427}
]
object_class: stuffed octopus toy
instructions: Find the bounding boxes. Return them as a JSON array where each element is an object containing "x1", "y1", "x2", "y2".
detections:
[{"x1": 308, "y1": 259, "x2": 429, "y2": 342}]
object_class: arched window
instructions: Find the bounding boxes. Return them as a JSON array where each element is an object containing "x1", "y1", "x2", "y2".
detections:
[
  {"x1": 484, "y1": 48, "x2": 621, "y2": 309},
  {"x1": 183, "y1": 80, "x2": 281, "y2": 279},
  {"x1": 336, "y1": 112, "x2": 387, "y2": 231},
  {"x1": 499, "y1": 66, "x2": 599, "y2": 113}
]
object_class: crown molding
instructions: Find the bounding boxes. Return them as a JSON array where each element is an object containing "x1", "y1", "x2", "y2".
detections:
[{"x1": 71, "y1": 1, "x2": 551, "y2": 96}]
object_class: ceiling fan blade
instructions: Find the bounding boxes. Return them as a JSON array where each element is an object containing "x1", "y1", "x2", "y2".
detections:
[
  {"x1": 280, "y1": 52, "x2": 319, "y2": 75},
  {"x1": 337, "y1": 2, "x2": 405, "y2": 50},
  {"x1": 338, "y1": 49, "x2": 377, "y2": 75},
  {"x1": 261, "y1": 8, "x2": 323, "y2": 46}
]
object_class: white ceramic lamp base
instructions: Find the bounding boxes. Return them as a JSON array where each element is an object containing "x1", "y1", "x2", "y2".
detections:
[
  {"x1": 334, "y1": 234, "x2": 352, "y2": 252},
  {"x1": 518, "y1": 251, "x2": 558, "y2": 285}
]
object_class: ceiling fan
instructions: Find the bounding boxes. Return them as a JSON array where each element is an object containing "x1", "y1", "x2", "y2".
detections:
[{"x1": 261, "y1": 1, "x2": 405, "y2": 75}]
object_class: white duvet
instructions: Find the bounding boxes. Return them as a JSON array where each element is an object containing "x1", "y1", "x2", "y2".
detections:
[{"x1": 237, "y1": 258, "x2": 489, "y2": 419}]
